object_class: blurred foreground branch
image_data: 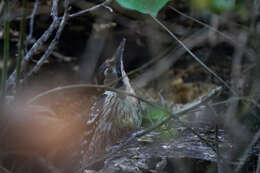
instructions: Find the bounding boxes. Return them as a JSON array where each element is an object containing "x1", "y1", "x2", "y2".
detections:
[{"x1": 6, "y1": 0, "x2": 112, "y2": 92}]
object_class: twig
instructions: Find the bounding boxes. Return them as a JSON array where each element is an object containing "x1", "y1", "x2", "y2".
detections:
[
  {"x1": 85, "y1": 86, "x2": 221, "y2": 170},
  {"x1": 136, "y1": 87, "x2": 222, "y2": 137},
  {"x1": 206, "y1": 103, "x2": 223, "y2": 173},
  {"x1": 46, "y1": 84, "x2": 222, "y2": 170},
  {"x1": 7, "y1": 0, "x2": 112, "y2": 90},
  {"x1": 68, "y1": 0, "x2": 112, "y2": 18},
  {"x1": 235, "y1": 129, "x2": 260, "y2": 172},
  {"x1": 27, "y1": 0, "x2": 39, "y2": 42},
  {"x1": 132, "y1": 29, "x2": 209, "y2": 88},
  {"x1": 230, "y1": 31, "x2": 248, "y2": 94},
  {"x1": 26, "y1": 0, "x2": 69, "y2": 77},
  {"x1": 51, "y1": 0, "x2": 59, "y2": 20},
  {"x1": 27, "y1": 83, "x2": 220, "y2": 109},
  {"x1": 6, "y1": 0, "x2": 60, "y2": 90},
  {"x1": 26, "y1": 84, "x2": 221, "y2": 172},
  {"x1": 0, "y1": 166, "x2": 12, "y2": 173},
  {"x1": 151, "y1": 15, "x2": 238, "y2": 96},
  {"x1": 52, "y1": 51, "x2": 76, "y2": 62},
  {"x1": 256, "y1": 153, "x2": 260, "y2": 173},
  {"x1": 16, "y1": 0, "x2": 28, "y2": 87},
  {"x1": 206, "y1": 96, "x2": 260, "y2": 111},
  {"x1": 110, "y1": 44, "x2": 174, "y2": 88},
  {"x1": 168, "y1": 6, "x2": 235, "y2": 43}
]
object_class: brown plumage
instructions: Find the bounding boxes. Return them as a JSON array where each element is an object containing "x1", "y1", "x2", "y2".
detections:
[{"x1": 80, "y1": 39, "x2": 142, "y2": 168}]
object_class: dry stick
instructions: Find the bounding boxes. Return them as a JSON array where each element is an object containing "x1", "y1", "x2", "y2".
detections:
[
  {"x1": 52, "y1": 51, "x2": 76, "y2": 62},
  {"x1": 27, "y1": 84, "x2": 221, "y2": 141},
  {"x1": 207, "y1": 97, "x2": 260, "y2": 111},
  {"x1": 35, "y1": 84, "x2": 221, "y2": 171},
  {"x1": 231, "y1": 32, "x2": 248, "y2": 93},
  {"x1": 109, "y1": 44, "x2": 174, "y2": 88},
  {"x1": 26, "y1": 0, "x2": 69, "y2": 77},
  {"x1": 6, "y1": 0, "x2": 112, "y2": 90},
  {"x1": 131, "y1": 29, "x2": 255, "y2": 90},
  {"x1": 225, "y1": 31, "x2": 248, "y2": 134},
  {"x1": 26, "y1": 84, "x2": 221, "y2": 170},
  {"x1": 16, "y1": 0, "x2": 28, "y2": 87},
  {"x1": 160, "y1": 8, "x2": 260, "y2": 112},
  {"x1": 233, "y1": 33, "x2": 260, "y2": 172},
  {"x1": 27, "y1": 84, "x2": 220, "y2": 149},
  {"x1": 257, "y1": 152, "x2": 260, "y2": 173},
  {"x1": 235, "y1": 129, "x2": 260, "y2": 172},
  {"x1": 6, "y1": 0, "x2": 60, "y2": 90},
  {"x1": 27, "y1": 0, "x2": 39, "y2": 42},
  {"x1": 186, "y1": 96, "x2": 260, "y2": 118},
  {"x1": 83, "y1": 86, "x2": 222, "y2": 170},
  {"x1": 68, "y1": 0, "x2": 112, "y2": 18},
  {"x1": 227, "y1": 32, "x2": 255, "y2": 173},
  {"x1": 0, "y1": 166, "x2": 12, "y2": 173},
  {"x1": 151, "y1": 15, "x2": 260, "y2": 171},
  {"x1": 50, "y1": 0, "x2": 59, "y2": 19},
  {"x1": 151, "y1": 15, "x2": 237, "y2": 96},
  {"x1": 154, "y1": 11, "x2": 258, "y2": 171},
  {"x1": 132, "y1": 29, "x2": 210, "y2": 89},
  {"x1": 206, "y1": 103, "x2": 223, "y2": 173},
  {"x1": 168, "y1": 6, "x2": 235, "y2": 43}
]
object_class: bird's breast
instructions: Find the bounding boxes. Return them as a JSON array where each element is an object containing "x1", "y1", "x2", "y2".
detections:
[{"x1": 103, "y1": 91, "x2": 141, "y2": 129}]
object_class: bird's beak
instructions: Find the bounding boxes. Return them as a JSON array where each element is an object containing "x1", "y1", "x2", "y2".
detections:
[
  {"x1": 99, "y1": 39, "x2": 126, "y2": 85},
  {"x1": 110, "y1": 38, "x2": 126, "y2": 64}
]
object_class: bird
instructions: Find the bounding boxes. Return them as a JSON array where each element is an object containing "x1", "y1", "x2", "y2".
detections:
[{"x1": 80, "y1": 39, "x2": 142, "y2": 169}]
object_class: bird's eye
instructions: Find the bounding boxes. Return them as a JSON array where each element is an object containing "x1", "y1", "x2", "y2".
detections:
[{"x1": 104, "y1": 68, "x2": 112, "y2": 76}]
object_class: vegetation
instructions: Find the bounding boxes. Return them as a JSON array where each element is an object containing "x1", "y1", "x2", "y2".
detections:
[{"x1": 0, "y1": 0, "x2": 259, "y2": 173}]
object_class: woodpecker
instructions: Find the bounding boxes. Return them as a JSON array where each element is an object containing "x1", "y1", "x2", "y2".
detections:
[{"x1": 81, "y1": 39, "x2": 142, "y2": 168}]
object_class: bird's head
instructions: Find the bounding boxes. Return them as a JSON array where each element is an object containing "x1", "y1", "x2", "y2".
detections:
[{"x1": 97, "y1": 39, "x2": 126, "y2": 88}]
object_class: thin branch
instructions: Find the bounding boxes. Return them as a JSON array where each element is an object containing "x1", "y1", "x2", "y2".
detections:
[
  {"x1": 37, "y1": 84, "x2": 222, "y2": 170},
  {"x1": 27, "y1": 0, "x2": 39, "y2": 42},
  {"x1": 230, "y1": 31, "x2": 248, "y2": 93},
  {"x1": 51, "y1": 0, "x2": 59, "y2": 20},
  {"x1": 7, "y1": 0, "x2": 111, "y2": 90},
  {"x1": 135, "y1": 86, "x2": 222, "y2": 137},
  {"x1": 52, "y1": 51, "x2": 76, "y2": 62},
  {"x1": 26, "y1": 0, "x2": 69, "y2": 78},
  {"x1": 68, "y1": 0, "x2": 112, "y2": 18},
  {"x1": 132, "y1": 29, "x2": 209, "y2": 89},
  {"x1": 16, "y1": 0, "x2": 28, "y2": 87},
  {"x1": 151, "y1": 15, "x2": 238, "y2": 96},
  {"x1": 6, "y1": 0, "x2": 60, "y2": 90},
  {"x1": 168, "y1": 6, "x2": 235, "y2": 43},
  {"x1": 256, "y1": 153, "x2": 260, "y2": 173},
  {"x1": 206, "y1": 103, "x2": 223, "y2": 173},
  {"x1": 235, "y1": 129, "x2": 260, "y2": 172},
  {"x1": 0, "y1": 166, "x2": 12, "y2": 173},
  {"x1": 83, "y1": 86, "x2": 221, "y2": 170}
]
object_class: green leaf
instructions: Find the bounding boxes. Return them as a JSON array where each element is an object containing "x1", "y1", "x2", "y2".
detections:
[
  {"x1": 143, "y1": 107, "x2": 168, "y2": 123},
  {"x1": 212, "y1": 0, "x2": 234, "y2": 13},
  {"x1": 115, "y1": 0, "x2": 171, "y2": 16},
  {"x1": 191, "y1": 0, "x2": 235, "y2": 13}
]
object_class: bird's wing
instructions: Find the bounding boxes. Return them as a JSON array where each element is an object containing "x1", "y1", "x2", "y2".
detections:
[{"x1": 86, "y1": 93, "x2": 108, "y2": 126}]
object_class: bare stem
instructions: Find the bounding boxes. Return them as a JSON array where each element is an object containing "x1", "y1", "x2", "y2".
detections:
[
  {"x1": 1, "y1": 0, "x2": 10, "y2": 100},
  {"x1": 16, "y1": 0, "x2": 28, "y2": 87},
  {"x1": 151, "y1": 15, "x2": 237, "y2": 96},
  {"x1": 26, "y1": 0, "x2": 69, "y2": 78}
]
